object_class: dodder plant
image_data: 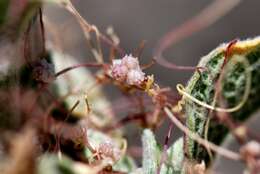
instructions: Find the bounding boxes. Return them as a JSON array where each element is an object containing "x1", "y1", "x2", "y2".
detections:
[{"x1": 0, "y1": 0, "x2": 259, "y2": 174}]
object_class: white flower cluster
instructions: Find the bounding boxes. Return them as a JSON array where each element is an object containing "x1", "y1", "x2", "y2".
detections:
[
  {"x1": 111, "y1": 55, "x2": 145, "y2": 85},
  {"x1": 98, "y1": 140, "x2": 121, "y2": 161}
]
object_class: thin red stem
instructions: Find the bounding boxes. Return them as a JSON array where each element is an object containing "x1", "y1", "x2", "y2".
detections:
[
  {"x1": 157, "y1": 123, "x2": 174, "y2": 174},
  {"x1": 154, "y1": 0, "x2": 240, "y2": 71},
  {"x1": 39, "y1": 8, "x2": 46, "y2": 54},
  {"x1": 55, "y1": 63, "x2": 104, "y2": 77}
]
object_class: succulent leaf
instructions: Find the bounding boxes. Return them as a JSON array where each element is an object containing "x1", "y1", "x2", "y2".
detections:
[
  {"x1": 183, "y1": 37, "x2": 260, "y2": 164},
  {"x1": 142, "y1": 129, "x2": 158, "y2": 174}
]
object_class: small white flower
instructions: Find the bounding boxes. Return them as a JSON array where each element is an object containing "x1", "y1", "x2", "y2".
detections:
[
  {"x1": 98, "y1": 141, "x2": 114, "y2": 157},
  {"x1": 127, "y1": 69, "x2": 145, "y2": 85},
  {"x1": 98, "y1": 140, "x2": 121, "y2": 161},
  {"x1": 122, "y1": 55, "x2": 139, "y2": 69},
  {"x1": 111, "y1": 54, "x2": 146, "y2": 85},
  {"x1": 111, "y1": 63, "x2": 128, "y2": 81}
]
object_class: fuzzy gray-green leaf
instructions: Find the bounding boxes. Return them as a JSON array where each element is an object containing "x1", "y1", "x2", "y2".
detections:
[
  {"x1": 160, "y1": 137, "x2": 184, "y2": 174},
  {"x1": 142, "y1": 129, "x2": 158, "y2": 174}
]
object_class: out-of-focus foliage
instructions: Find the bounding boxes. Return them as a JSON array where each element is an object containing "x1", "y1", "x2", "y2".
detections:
[{"x1": 0, "y1": 1, "x2": 9, "y2": 26}]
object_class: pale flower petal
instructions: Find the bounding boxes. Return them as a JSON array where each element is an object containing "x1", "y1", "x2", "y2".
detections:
[
  {"x1": 122, "y1": 55, "x2": 139, "y2": 69},
  {"x1": 127, "y1": 69, "x2": 145, "y2": 85},
  {"x1": 111, "y1": 55, "x2": 146, "y2": 85}
]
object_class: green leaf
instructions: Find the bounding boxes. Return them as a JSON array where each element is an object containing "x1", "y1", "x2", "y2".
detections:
[
  {"x1": 0, "y1": 0, "x2": 10, "y2": 26},
  {"x1": 167, "y1": 137, "x2": 184, "y2": 172},
  {"x1": 113, "y1": 155, "x2": 137, "y2": 173},
  {"x1": 37, "y1": 154, "x2": 75, "y2": 174},
  {"x1": 183, "y1": 37, "x2": 260, "y2": 164},
  {"x1": 160, "y1": 138, "x2": 184, "y2": 174},
  {"x1": 142, "y1": 129, "x2": 158, "y2": 174}
]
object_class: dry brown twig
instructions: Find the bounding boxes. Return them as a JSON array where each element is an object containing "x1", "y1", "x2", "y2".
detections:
[{"x1": 60, "y1": 0, "x2": 125, "y2": 59}]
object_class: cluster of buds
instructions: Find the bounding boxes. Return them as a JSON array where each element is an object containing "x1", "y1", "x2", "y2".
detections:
[
  {"x1": 96, "y1": 140, "x2": 121, "y2": 162},
  {"x1": 111, "y1": 54, "x2": 145, "y2": 85}
]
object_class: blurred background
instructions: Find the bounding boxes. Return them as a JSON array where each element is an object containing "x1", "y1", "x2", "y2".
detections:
[
  {"x1": 44, "y1": 1, "x2": 260, "y2": 173},
  {"x1": 45, "y1": 0, "x2": 260, "y2": 86}
]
